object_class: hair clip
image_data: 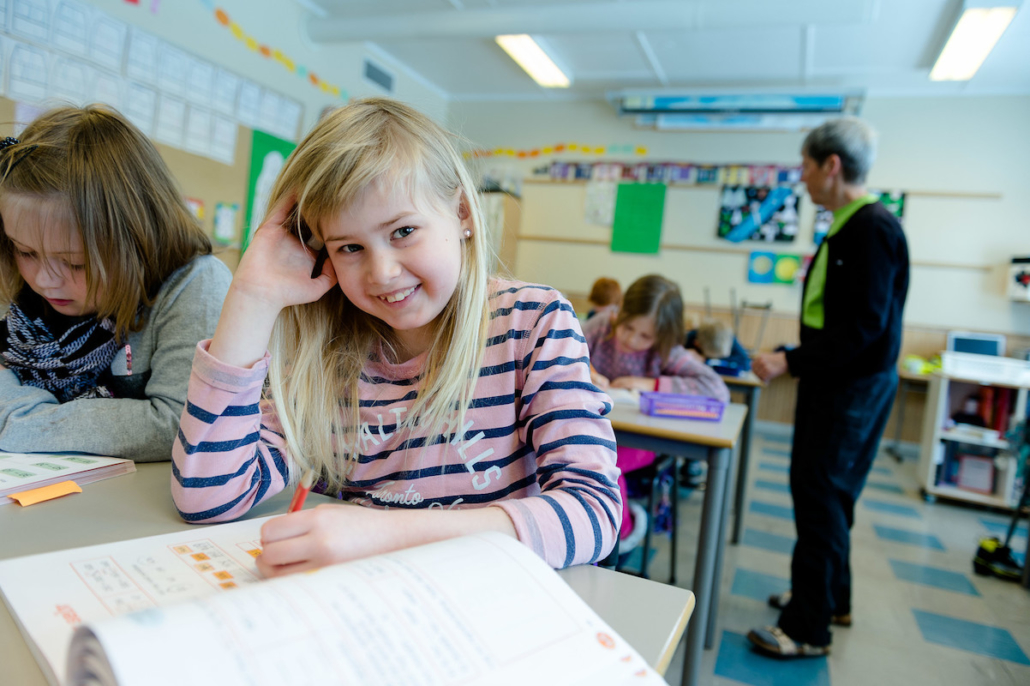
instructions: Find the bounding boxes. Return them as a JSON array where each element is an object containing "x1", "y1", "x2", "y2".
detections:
[{"x1": 0, "y1": 141, "x2": 38, "y2": 178}]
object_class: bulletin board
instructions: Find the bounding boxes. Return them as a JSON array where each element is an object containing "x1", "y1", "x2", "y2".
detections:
[{"x1": 0, "y1": 95, "x2": 252, "y2": 272}]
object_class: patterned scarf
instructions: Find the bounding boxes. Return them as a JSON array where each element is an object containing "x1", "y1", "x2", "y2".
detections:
[{"x1": 0, "y1": 290, "x2": 119, "y2": 402}]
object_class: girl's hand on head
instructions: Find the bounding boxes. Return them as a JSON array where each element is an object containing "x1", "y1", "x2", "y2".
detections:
[
  {"x1": 256, "y1": 504, "x2": 405, "y2": 577},
  {"x1": 610, "y1": 376, "x2": 655, "y2": 392},
  {"x1": 590, "y1": 366, "x2": 610, "y2": 390},
  {"x1": 231, "y1": 196, "x2": 338, "y2": 311}
]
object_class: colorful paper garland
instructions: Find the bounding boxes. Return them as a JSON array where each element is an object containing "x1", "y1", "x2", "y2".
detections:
[
  {"x1": 142, "y1": 0, "x2": 351, "y2": 101},
  {"x1": 465, "y1": 143, "x2": 649, "y2": 159}
]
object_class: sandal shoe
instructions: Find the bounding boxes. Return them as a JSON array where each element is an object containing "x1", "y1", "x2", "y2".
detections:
[
  {"x1": 747, "y1": 626, "x2": 830, "y2": 658},
  {"x1": 768, "y1": 591, "x2": 852, "y2": 626}
]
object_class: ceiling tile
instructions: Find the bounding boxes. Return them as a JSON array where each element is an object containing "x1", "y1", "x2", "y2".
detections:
[{"x1": 648, "y1": 27, "x2": 804, "y2": 82}]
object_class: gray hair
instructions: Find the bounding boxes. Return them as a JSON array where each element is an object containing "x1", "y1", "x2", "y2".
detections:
[{"x1": 801, "y1": 117, "x2": 877, "y2": 185}]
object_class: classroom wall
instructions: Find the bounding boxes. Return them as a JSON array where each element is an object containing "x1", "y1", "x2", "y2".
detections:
[
  {"x1": 448, "y1": 95, "x2": 1030, "y2": 336},
  {"x1": 83, "y1": 0, "x2": 450, "y2": 131}
]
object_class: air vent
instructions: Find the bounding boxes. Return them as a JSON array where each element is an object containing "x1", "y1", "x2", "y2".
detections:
[{"x1": 363, "y1": 58, "x2": 394, "y2": 93}]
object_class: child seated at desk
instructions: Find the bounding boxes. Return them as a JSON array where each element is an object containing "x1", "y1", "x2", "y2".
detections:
[
  {"x1": 586, "y1": 277, "x2": 622, "y2": 319},
  {"x1": 582, "y1": 274, "x2": 729, "y2": 549},
  {"x1": 172, "y1": 98, "x2": 620, "y2": 575},
  {"x1": 0, "y1": 106, "x2": 231, "y2": 461},
  {"x1": 685, "y1": 319, "x2": 752, "y2": 376}
]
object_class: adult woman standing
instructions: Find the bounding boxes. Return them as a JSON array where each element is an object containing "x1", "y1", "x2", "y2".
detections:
[{"x1": 749, "y1": 117, "x2": 910, "y2": 657}]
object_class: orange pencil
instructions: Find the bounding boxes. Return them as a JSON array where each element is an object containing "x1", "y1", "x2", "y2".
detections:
[{"x1": 287, "y1": 470, "x2": 315, "y2": 513}]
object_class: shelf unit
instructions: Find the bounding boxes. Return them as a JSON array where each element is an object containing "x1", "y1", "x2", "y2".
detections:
[{"x1": 918, "y1": 372, "x2": 1029, "y2": 510}]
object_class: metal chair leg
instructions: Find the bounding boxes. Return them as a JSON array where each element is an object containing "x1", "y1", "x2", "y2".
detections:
[{"x1": 640, "y1": 470, "x2": 658, "y2": 579}]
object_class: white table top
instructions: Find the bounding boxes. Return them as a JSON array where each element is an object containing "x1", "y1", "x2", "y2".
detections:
[
  {"x1": 0, "y1": 463, "x2": 694, "y2": 682},
  {"x1": 608, "y1": 402, "x2": 748, "y2": 449}
]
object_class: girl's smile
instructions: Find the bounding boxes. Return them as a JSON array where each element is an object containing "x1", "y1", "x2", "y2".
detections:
[{"x1": 320, "y1": 178, "x2": 470, "y2": 360}]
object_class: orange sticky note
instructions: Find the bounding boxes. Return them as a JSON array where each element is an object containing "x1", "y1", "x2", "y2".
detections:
[{"x1": 8, "y1": 480, "x2": 82, "y2": 506}]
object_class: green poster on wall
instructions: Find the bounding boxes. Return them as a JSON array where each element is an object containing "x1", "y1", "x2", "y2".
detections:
[
  {"x1": 611, "y1": 183, "x2": 666, "y2": 254},
  {"x1": 242, "y1": 130, "x2": 297, "y2": 253}
]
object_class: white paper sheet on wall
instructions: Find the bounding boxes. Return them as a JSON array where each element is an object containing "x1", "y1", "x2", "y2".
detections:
[
  {"x1": 236, "y1": 78, "x2": 261, "y2": 128},
  {"x1": 184, "y1": 105, "x2": 211, "y2": 156},
  {"x1": 186, "y1": 57, "x2": 214, "y2": 105},
  {"x1": 13, "y1": 101, "x2": 44, "y2": 135},
  {"x1": 7, "y1": 40, "x2": 49, "y2": 103},
  {"x1": 48, "y1": 55, "x2": 92, "y2": 105},
  {"x1": 91, "y1": 70, "x2": 121, "y2": 110},
  {"x1": 0, "y1": 36, "x2": 6, "y2": 96},
  {"x1": 277, "y1": 97, "x2": 301, "y2": 142},
  {"x1": 157, "y1": 41, "x2": 187, "y2": 98},
  {"x1": 210, "y1": 114, "x2": 236, "y2": 165},
  {"x1": 50, "y1": 0, "x2": 89, "y2": 56},
  {"x1": 125, "y1": 28, "x2": 158, "y2": 85},
  {"x1": 154, "y1": 94, "x2": 186, "y2": 148},
  {"x1": 258, "y1": 88, "x2": 280, "y2": 136},
  {"x1": 123, "y1": 81, "x2": 156, "y2": 137},
  {"x1": 89, "y1": 13, "x2": 126, "y2": 73},
  {"x1": 211, "y1": 68, "x2": 238, "y2": 116},
  {"x1": 10, "y1": 0, "x2": 50, "y2": 43}
]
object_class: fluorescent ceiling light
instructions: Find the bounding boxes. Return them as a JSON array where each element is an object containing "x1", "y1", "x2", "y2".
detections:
[
  {"x1": 495, "y1": 34, "x2": 570, "y2": 88},
  {"x1": 930, "y1": 5, "x2": 1017, "y2": 81}
]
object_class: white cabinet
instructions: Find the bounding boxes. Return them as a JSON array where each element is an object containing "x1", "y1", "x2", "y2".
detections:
[{"x1": 918, "y1": 372, "x2": 1029, "y2": 509}]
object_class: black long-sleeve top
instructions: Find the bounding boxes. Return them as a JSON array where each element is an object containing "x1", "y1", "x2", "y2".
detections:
[{"x1": 785, "y1": 202, "x2": 910, "y2": 380}]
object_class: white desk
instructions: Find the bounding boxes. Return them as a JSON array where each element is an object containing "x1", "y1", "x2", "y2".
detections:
[
  {"x1": 607, "y1": 403, "x2": 747, "y2": 686},
  {"x1": 0, "y1": 463, "x2": 694, "y2": 684}
]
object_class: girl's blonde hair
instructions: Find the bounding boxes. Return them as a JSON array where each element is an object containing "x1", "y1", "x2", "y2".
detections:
[
  {"x1": 0, "y1": 105, "x2": 211, "y2": 340},
  {"x1": 266, "y1": 97, "x2": 492, "y2": 491},
  {"x1": 613, "y1": 274, "x2": 684, "y2": 362}
]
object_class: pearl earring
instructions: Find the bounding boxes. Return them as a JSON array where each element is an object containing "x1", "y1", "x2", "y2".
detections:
[{"x1": 464, "y1": 229, "x2": 472, "y2": 238}]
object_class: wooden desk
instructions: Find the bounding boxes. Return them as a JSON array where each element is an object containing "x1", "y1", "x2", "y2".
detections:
[
  {"x1": 886, "y1": 368, "x2": 931, "y2": 461},
  {"x1": 608, "y1": 403, "x2": 747, "y2": 686},
  {"x1": 0, "y1": 463, "x2": 694, "y2": 684},
  {"x1": 720, "y1": 371, "x2": 765, "y2": 545}
]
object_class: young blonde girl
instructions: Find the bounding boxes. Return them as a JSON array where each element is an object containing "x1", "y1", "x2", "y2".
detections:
[
  {"x1": 171, "y1": 98, "x2": 620, "y2": 574},
  {"x1": 0, "y1": 106, "x2": 231, "y2": 461},
  {"x1": 581, "y1": 274, "x2": 729, "y2": 544}
]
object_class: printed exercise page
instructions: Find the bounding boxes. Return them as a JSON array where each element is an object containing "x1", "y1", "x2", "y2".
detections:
[
  {"x1": 70, "y1": 533, "x2": 663, "y2": 686},
  {"x1": 0, "y1": 517, "x2": 269, "y2": 685}
]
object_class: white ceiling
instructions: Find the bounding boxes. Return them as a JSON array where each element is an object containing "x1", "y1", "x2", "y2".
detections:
[{"x1": 301, "y1": 0, "x2": 1030, "y2": 101}]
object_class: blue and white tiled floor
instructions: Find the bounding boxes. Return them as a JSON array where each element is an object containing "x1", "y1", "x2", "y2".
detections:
[{"x1": 651, "y1": 431, "x2": 1030, "y2": 685}]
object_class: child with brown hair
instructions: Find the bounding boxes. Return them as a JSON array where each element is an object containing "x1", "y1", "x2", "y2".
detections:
[
  {"x1": 0, "y1": 106, "x2": 232, "y2": 461},
  {"x1": 586, "y1": 276, "x2": 622, "y2": 319},
  {"x1": 582, "y1": 274, "x2": 729, "y2": 546}
]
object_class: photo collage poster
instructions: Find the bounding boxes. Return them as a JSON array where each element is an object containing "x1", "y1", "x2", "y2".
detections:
[{"x1": 717, "y1": 185, "x2": 800, "y2": 243}]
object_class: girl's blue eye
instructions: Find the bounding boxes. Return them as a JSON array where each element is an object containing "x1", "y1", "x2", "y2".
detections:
[
  {"x1": 392, "y1": 226, "x2": 415, "y2": 240},
  {"x1": 339, "y1": 244, "x2": 362, "y2": 254}
]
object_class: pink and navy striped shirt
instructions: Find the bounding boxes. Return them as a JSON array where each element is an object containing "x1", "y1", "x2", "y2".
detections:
[
  {"x1": 582, "y1": 312, "x2": 730, "y2": 401},
  {"x1": 171, "y1": 280, "x2": 621, "y2": 568}
]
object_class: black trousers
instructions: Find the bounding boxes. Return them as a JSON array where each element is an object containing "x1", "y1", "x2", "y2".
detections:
[{"x1": 778, "y1": 369, "x2": 898, "y2": 646}]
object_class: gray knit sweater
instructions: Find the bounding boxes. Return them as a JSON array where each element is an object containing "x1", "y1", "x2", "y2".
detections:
[{"x1": 0, "y1": 255, "x2": 232, "y2": 462}]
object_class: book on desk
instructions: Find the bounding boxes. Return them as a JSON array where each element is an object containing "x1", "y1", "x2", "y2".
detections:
[
  {"x1": 0, "y1": 518, "x2": 664, "y2": 686},
  {"x1": 1, "y1": 453, "x2": 135, "y2": 505}
]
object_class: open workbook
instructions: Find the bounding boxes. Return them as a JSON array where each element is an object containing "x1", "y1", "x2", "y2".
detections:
[
  {"x1": 0, "y1": 518, "x2": 666, "y2": 686},
  {"x1": 0, "y1": 453, "x2": 135, "y2": 504}
]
